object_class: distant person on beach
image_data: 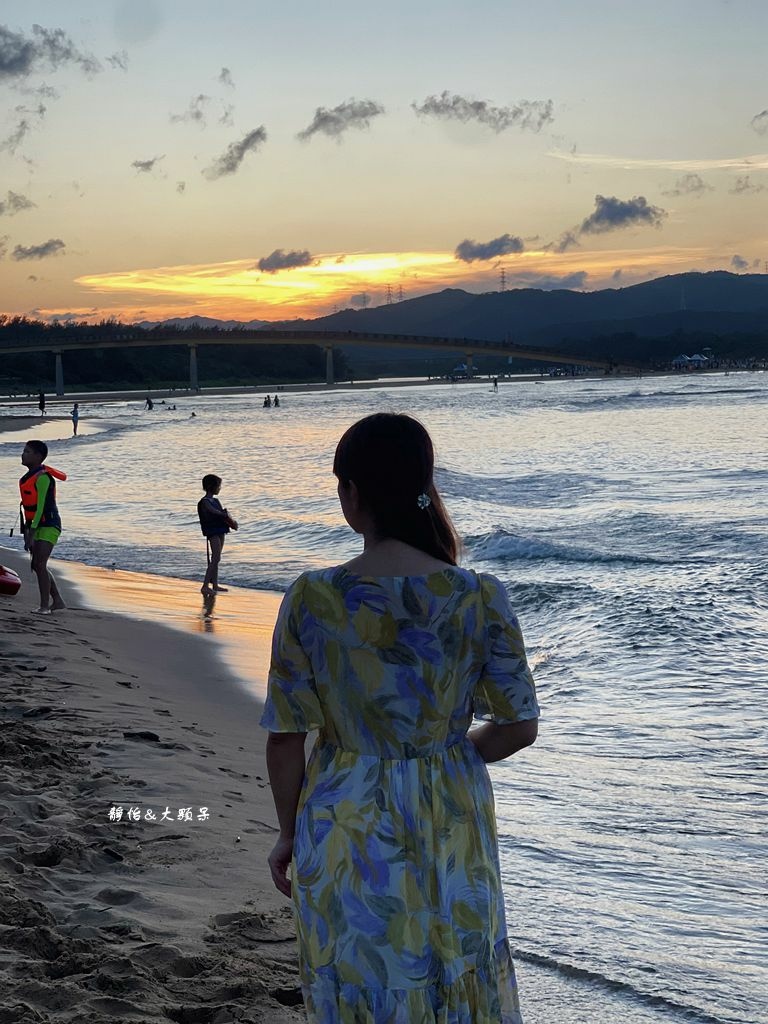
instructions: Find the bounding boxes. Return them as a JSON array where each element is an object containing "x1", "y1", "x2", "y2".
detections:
[
  {"x1": 261, "y1": 412, "x2": 539, "y2": 1022},
  {"x1": 38, "y1": 391, "x2": 46, "y2": 416},
  {"x1": 145, "y1": 396, "x2": 153, "y2": 410},
  {"x1": 263, "y1": 395, "x2": 272, "y2": 408},
  {"x1": 493, "y1": 376, "x2": 499, "y2": 392},
  {"x1": 197, "y1": 474, "x2": 238, "y2": 595},
  {"x1": 273, "y1": 395, "x2": 280, "y2": 408},
  {"x1": 19, "y1": 440, "x2": 66, "y2": 614},
  {"x1": 71, "y1": 403, "x2": 79, "y2": 436}
]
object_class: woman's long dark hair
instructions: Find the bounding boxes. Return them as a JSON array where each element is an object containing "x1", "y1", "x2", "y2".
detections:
[{"x1": 333, "y1": 413, "x2": 460, "y2": 565}]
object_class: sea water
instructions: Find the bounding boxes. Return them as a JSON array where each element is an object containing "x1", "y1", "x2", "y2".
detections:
[{"x1": 1, "y1": 373, "x2": 766, "y2": 1024}]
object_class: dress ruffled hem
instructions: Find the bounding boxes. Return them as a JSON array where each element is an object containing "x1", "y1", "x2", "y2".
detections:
[{"x1": 301, "y1": 937, "x2": 523, "y2": 1024}]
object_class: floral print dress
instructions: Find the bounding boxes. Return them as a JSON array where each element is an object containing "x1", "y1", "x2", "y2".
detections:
[{"x1": 260, "y1": 566, "x2": 539, "y2": 1023}]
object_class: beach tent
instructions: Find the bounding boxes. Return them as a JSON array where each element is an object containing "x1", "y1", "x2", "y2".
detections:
[
  {"x1": 672, "y1": 354, "x2": 691, "y2": 367},
  {"x1": 689, "y1": 353, "x2": 709, "y2": 366}
]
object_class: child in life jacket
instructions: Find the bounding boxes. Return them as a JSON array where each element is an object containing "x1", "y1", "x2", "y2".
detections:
[
  {"x1": 19, "y1": 439, "x2": 67, "y2": 614},
  {"x1": 197, "y1": 474, "x2": 238, "y2": 595}
]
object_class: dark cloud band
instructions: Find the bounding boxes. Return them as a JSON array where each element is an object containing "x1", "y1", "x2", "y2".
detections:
[
  {"x1": 579, "y1": 194, "x2": 666, "y2": 234},
  {"x1": 0, "y1": 23, "x2": 100, "y2": 80},
  {"x1": 297, "y1": 99, "x2": 384, "y2": 142},
  {"x1": 12, "y1": 238, "x2": 65, "y2": 260},
  {"x1": 0, "y1": 190, "x2": 35, "y2": 216},
  {"x1": 256, "y1": 249, "x2": 313, "y2": 273},
  {"x1": 132, "y1": 155, "x2": 164, "y2": 173},
  {"x1": 454, "y1": 234, "x2": 525, "y2": 263},
  {"x1": 413, "y1": 92, "x2": 554, "y2": 133},
  {"x1": 204, "y1": 127, "x2": 267, "y2": 179}
]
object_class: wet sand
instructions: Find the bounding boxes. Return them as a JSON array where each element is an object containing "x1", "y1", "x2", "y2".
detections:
[
  {"x1": 0, "y1": 546, "x2": 303, "y2": 1023},
  {"x1": 0, "y1": 415, "x2": 70, "y2": 433}
]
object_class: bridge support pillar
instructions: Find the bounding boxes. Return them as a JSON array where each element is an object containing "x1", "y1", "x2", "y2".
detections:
[
  {"x1": 325, "y1": 346, "x2": 334, "y2": 386},
  {"x1": 189, "y1": 345, "x2": 199, "y2": 391},
  {"x1": 54, "y1": 351, "x2": 64, "y2": 396},
  {"x1": 465, "y1": 353, "x2": 473, "y2": 377}
]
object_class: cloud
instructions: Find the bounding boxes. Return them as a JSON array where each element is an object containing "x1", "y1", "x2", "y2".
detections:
[
  {"x1": 170, "y1": 94, "x2": 210, "y2": 126},
  {"x1": 750, "y1": 110, "x2": 768, "y2": 135},
  {"x1": 0, "y1": 190, "x2": 36, "y2": 215},
  {"x1": 0, "y1": 119, "x2": 31, "y2": 153},
  {"x1": 549, "y1": 229, "x2": 580, "y2": 253},
  {"x1": 0, "y1": 24, "x2": 100, "y2": 81},
  {"x1": 0, "y1": 100, "x2": 48, "y2": 154},
  {"x1": 297, "y1": 98, "x2": 385, "y2": 142},
  {"x1": 219, "y1": 104, "x2": 234, "y2": 127},
  {"x1": 729, "y1": 174, "x2": 766, "y2": 194},
  {"x1": 731, "y1": 254, "x2": 749, "y2": 271},
  {"x1": 413, "y1": 91, "x2": 554, "y2": 133},
  {"x1": 256, "y1": 249, "x2": 313, "y2": 273},
  {"x1": 0, "y1": 235, "x2": 8, "y2": 259},
  {"x1": 132, "y1": 155, "x2": 164, "y2": 173},
  {"x1": 219, "y1": 67, "x2": 234, "y2": 88},
  {"x1": 662, "y1": 173, "x2": 713, "y2": 197},
  {"x1": 107, "y1": 50, "x2": 129, "y2": 71},
  {"x1": 11, "y1": 238, "x2": 66, "y2": 260},
  {"x1": 454, "y1": 233, "x2": 525, "y2": 263},
  {"x1": 504, "y1": 270, "x2": 588, "y2": 290},
  {"x1": 349, "y1": 292, "x2": 370, "y2": 307},
  {"x1": 176, "y1": 181, "x2": 186, "y2": 194},
  {"x1": 16, "y1": 82, "x2": 59, "y2": 100},
  {"x1": 27, "y1": 274, "x2": 37, "y2": 281},
  {"x1": 549, "y1": 149, "x2": 768, "y2": 171},
  {"x1": 579, "y1": 194, "x2": 666, "y2": 234},
  {"x1": 203, "y1": 127, "x2": 267, "y2": 179},
  {"x1": 544, "y1": 195, "x2": 665, "y2": 254}
]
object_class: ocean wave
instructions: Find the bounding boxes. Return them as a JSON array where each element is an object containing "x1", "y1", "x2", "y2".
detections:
[
  {"x1": 437, "y1": 467, "x2": 602, "y2": 506},
  {"x1": 466, "y1": 528, "x2": 664, "y2": 566},
  {"x1": 559, "y1": 386, "x2": 767, "y2": 413},
  {"x1": 512, "y1": 948, "x2": 738, "y2": 1024}
]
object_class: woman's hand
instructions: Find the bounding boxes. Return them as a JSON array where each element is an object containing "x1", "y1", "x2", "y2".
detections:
[{"x1": 268, "y1": 835, "x2": 294, "y2": 898}]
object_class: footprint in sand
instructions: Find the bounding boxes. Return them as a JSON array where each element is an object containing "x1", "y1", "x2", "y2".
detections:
[{"x1": 216, "y1": 767, "x2": 250, "y2": 780}]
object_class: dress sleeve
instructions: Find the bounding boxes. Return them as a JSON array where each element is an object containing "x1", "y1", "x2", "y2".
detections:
[
  {"x1": 259, "y1": 575, "x2": 324, "y2": 733},
  {"x1": 474, "y1": 573, "x2": 540, "y2": 724}
]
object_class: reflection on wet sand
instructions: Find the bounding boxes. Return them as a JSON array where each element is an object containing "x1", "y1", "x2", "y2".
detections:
[
  {"x1": 47, "y1": 558, "x2": 282, "y2": 699},
  {"x1": 201, "y1": 590, "x2": 217, "y2": 629}
]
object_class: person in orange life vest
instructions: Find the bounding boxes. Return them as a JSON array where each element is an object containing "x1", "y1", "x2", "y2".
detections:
[
  {"x1": 197, "y1": 474, "x2": 238, "y2": 596},
  {"x1": 20, "y1": 439, "x2": 67, "y2": 614}
]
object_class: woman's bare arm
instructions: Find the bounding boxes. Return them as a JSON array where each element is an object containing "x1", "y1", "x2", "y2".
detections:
[{"x1": 468, "y1": 718, "x2": 538, "y2": 764}]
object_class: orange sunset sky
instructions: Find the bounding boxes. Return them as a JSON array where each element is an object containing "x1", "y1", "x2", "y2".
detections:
[{"x1": 2, "y1": 1, "x2": 768, "y2": 324}]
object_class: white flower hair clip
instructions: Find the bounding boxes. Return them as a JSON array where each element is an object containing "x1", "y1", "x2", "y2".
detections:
[{"x1": 417, "y1": 492, "x2": 432, "y2": 510}]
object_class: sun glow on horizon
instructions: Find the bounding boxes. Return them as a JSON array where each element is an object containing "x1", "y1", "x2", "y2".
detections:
[{"x1": 65, "y1": 245, "x2": 713, "y2": 323}]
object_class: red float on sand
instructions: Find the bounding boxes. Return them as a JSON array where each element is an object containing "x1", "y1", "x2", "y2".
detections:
[{"x1": 0, "y1": 565, "x2": 21, "y2": 597}]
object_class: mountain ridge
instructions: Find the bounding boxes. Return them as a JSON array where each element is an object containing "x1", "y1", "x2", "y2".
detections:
[{"x1": 134, "y1": 272, "x2": 768, "y2": 346}]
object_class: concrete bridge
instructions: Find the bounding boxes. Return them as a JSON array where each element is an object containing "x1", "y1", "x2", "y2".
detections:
[{"x1": 0, "y1": 327, "x2": 636, "y2": 394}]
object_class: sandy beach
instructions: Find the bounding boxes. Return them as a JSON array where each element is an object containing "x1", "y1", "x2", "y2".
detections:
[{"x1": 0, "y1": 546, "x2": 304, "y2": 1023}]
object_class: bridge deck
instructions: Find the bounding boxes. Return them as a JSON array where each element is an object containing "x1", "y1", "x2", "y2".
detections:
[{"x1": 0, "y1": 328, "x2": 636, "y2": 371}]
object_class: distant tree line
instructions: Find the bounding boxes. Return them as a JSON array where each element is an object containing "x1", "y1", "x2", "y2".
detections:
[
  {"x1": 0, "y1": 317, "x2": 349, "y2": 390},
  {"x1": 552, "y1": 329, "x2": 768, "y2": 367}
]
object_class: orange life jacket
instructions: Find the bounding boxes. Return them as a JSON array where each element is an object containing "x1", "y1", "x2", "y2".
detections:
[{"x1": 19, "y1": 465, "x2": 65, "y2": 527}]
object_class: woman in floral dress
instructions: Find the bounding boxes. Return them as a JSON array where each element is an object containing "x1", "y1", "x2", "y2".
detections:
[{"x1": 261, "y1": 413, "x2": 539, "y2": 1023}]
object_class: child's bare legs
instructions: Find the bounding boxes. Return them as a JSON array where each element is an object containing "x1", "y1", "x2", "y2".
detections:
[
  {"x1": 30, "y1": 540, "x2": 66, "y2": 611},
  {"x1": 202, "y1": 535, "x2": 226, "y2": 593}
]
